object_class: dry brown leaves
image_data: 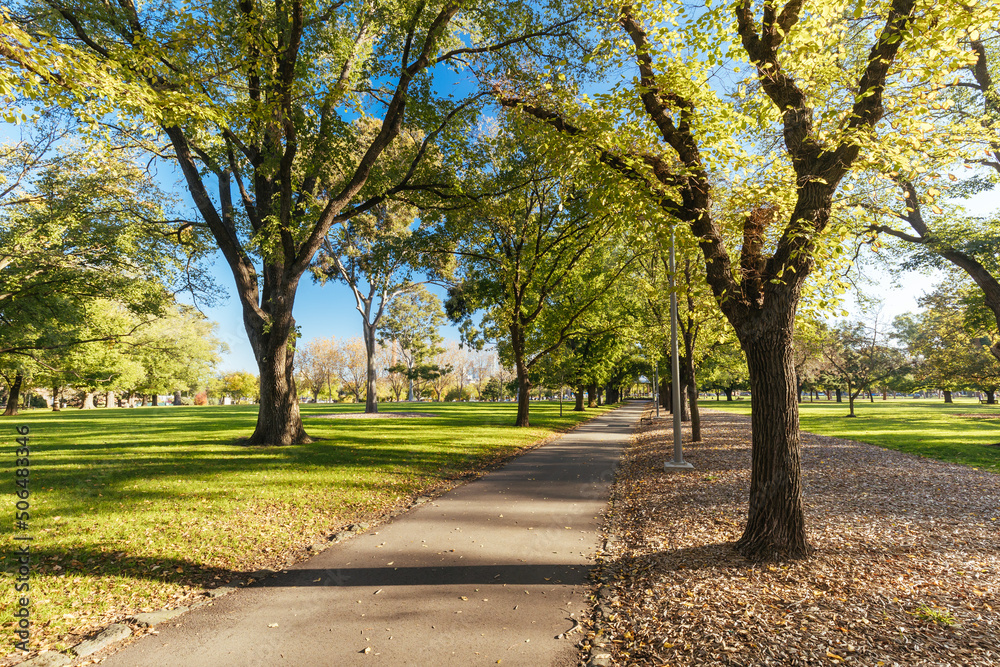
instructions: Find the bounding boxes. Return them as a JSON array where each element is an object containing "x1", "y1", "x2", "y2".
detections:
[{"x1": 584, "y1": 407, "x2": 999, "y2": 666}]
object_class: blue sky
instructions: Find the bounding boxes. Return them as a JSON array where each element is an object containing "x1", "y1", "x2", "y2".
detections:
[{"x1": 193, "y1": 257, "x2": 462, "y2": 373}]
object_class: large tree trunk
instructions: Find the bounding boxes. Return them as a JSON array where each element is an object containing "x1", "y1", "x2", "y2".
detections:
[
  {"x1": 173, "y1": 390, "x2": 183, "y2": 406},
  {"x1": 4, "y1": 372, "x2": 23, "y2": 416},
  {"x1": 735, "y1": 327, "x2": 812, "y2": 561},
  {"x1": 363, "y1": 324, "x2": 379, "y2": 414},
  {"x1": 152, "y1": 393, "x2": 159, "y2": 407},
  {"x1": 986, "y1": 389, "x2": 996, "y2": 404},
  {"x1": 81, "y1": 392, "x2": 96, "y2": 409},
  {"x1": 586, "y1": 384, "x2": 597, "y2": 408},
  {"x1": 573, "y1": 386, "x2": 585, "y2": 411},
  {"x1": 511, "y1": 323, "x2": 531, "y2": 427},
  {"x1": 514, "y1": 368, "x2": 531, "y2": 427},
  {"x1": 105, "y1": 391, "x2": 116, "y2": 408},
  {"x1": 943, "y1": 390, "x2": 953, "y2": 404},
  {"x1": 244, "y1": 299, "x2": 310, "y2": 446},
  {"x1": 724, "y1": 387, "x2": 733, "y2": 401}
]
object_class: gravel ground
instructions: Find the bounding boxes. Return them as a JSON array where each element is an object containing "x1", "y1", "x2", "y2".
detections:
[{"x1": 582, "y1": 406, "x2": 1000, "y2": 666}]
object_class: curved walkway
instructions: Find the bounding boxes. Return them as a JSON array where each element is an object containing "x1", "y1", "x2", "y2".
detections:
[{"x1": 99, "y1": 401, "x2": 644, "y2": 667}]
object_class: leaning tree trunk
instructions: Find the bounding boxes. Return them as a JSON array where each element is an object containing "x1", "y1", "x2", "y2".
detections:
[
  {"x1": 363, "y1": 324, "x2": 379, "y2": 414},
  {"x1": 4, "y1": 372, "x2": 23, "y2": 416},
  {"x1": 734, "y1": 325, "x2": 812, "y2": 562}
]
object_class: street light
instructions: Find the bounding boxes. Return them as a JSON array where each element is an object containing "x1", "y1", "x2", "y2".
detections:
[{"x1": 664, "y1": 225, "x2": 693, "y2": 472}]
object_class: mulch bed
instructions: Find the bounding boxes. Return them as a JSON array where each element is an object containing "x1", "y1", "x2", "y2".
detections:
[{"x1": 582, "y1": 407, "x2": 1000, "y2": 666}]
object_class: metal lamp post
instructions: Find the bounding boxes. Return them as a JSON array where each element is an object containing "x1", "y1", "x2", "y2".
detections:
[{"x1": 664, "y1": 226, "x2": 693, "y2": 471}]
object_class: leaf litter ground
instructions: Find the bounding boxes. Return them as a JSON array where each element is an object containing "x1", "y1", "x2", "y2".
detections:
[{"x1": 582, "y1": 407, "x2": 999, "y2": 666}]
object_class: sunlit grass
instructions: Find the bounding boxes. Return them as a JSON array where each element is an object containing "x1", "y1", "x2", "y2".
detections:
[
  {"x1": 0, "y1": 400, "x2": 614, "y2": 655},
  {"x1": 701, "y1": 396, "x2": 1000, "y2": 472}
]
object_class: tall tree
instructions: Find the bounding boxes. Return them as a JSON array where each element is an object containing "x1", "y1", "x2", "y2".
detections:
[
  {"x1": 379, "y1": 286, "x2": 446, "y2": 400},
  {"x1": 866, "y1": 29, "x2": 1000, "y2": 362},
  {"x1": 311, "y1": 151, "x2": 437, "y2": 413},
  {"x1": 126, "y1": 304, "x2": 226, "y2": 406},
  {"x1": 0, "y1": 122, "x2": 194, "y2": 366},
  {"x1": 437, "y1": 123, "x2": 640, "y2": 426},
  {"x1": 894, "y1": 282, "x2": 1000, "y2": 402},
  {"x1": 337, "y1": 337, "x2": 369, "y2": 403},
  {"x1": 498, "y1": 0, "x2": 975, "y2": 559},
  {"x1": 295, "y1": 337, "x2": 341, "y2": 402},
  {"x1": 11, "y1": 0, "x2": 580, "y2": 444},
  {"x1": 822, "y1": 315, "x2": 902, "y2": 417}
]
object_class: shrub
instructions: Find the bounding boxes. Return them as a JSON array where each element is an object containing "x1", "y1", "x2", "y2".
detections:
[{"x1": 445, "y1": 386, "x2": 471, "y2": 402}]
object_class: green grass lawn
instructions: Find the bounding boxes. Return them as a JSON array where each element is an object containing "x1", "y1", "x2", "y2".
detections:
[
  {"x1": 1, "y1": 400, "x2": 614, "y2": 656},
  {"x1": 701, "y1": 396, "x2": 1000, "y2": 472}
]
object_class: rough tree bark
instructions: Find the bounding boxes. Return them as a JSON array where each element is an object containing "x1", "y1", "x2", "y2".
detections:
[
  {"x1": 736, "y1": 322, "x2": 810, "y2": 560},
  {"x1": 574, "y1": 387, "x2": 585, "y2": 411},
  {"x1": 363, "y1": 321, "x2": 379, "y2": 414},
  {"x1": 512, "y1": 322, "x2": 532, "y2": 427},
  {"x1": 3, "y1": 372, "x2": 23, "y2": 417}
]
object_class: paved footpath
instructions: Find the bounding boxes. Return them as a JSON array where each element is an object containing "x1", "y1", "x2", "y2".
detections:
[{"x1": 100, "y1": 401, "x2": 644, "y2": 667}]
